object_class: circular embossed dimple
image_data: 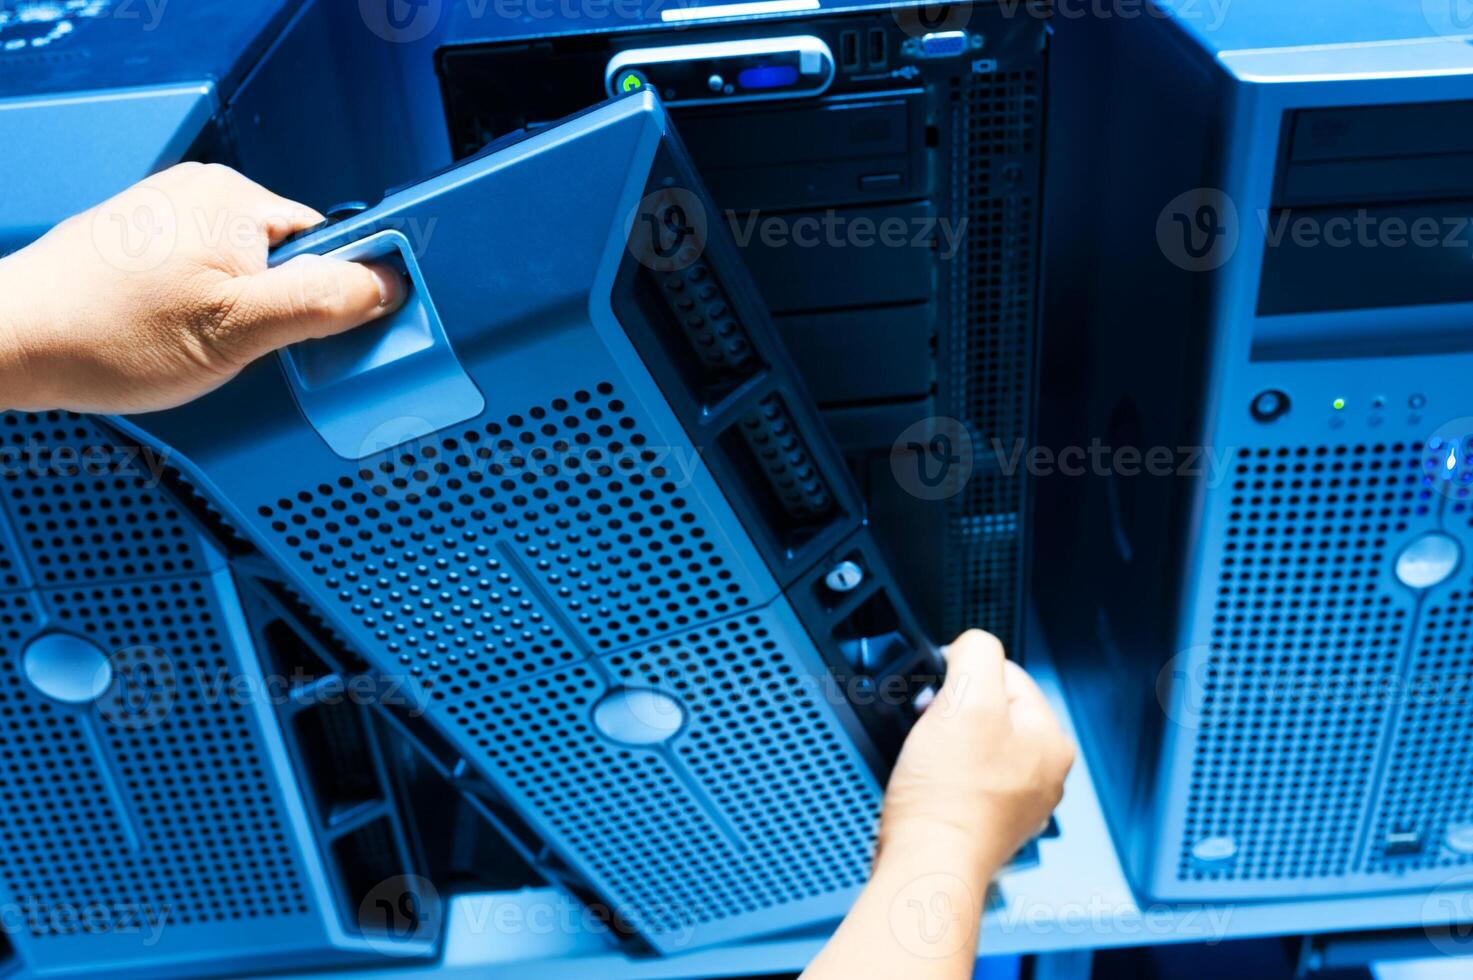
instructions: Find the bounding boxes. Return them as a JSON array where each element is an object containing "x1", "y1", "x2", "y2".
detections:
[
  {"x1": 21, "y1": 632, "x2": 112, "y2": 704},
  {"x1": 591, "y1": 688, "x2": 685, "y2": 746},
  {"x1": 1395, "y1": 532, "x2": 1462, "y2": 591}
]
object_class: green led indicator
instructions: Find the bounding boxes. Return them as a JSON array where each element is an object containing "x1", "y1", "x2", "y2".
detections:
[
  {"x1": 617, "y1": 70, "x2": 646, "y2": 94},
  {"x1": 1332, "y1": 398, "x2": 1346, "y2": 411}
]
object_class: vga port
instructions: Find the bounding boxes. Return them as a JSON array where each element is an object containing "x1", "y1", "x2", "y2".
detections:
[{"x1": 917, "y1": 30, "x2": 969, "y2": 59}]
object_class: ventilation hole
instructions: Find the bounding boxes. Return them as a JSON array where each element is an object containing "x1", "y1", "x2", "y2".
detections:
[
  {"x1": 943, "y1": 70, "x2": 1042, "y2": 650},
  {"x1": 1179, "y1": 443, "x2": 1435, "y2": 883}
]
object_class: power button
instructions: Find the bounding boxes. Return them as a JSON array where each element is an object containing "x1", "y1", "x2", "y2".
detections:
[
  {"x1": 1250, "y1": 389, "x2": 1290, "y2": 423},
  {"x1": 614, "y1": 69, "x2": 648, "y2": 95}
]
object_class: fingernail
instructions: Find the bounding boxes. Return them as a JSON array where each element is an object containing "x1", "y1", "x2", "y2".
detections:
[{"x1": 373, "y1": 264, "x2": 407, "y2": 310}]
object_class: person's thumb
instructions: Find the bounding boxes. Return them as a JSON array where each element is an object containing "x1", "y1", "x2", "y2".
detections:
[
  {"x1": 933, "y1": 629, "x2": 1008, "y2": 718},
  {"x1": 211, "y1": 253, "x2": 405, "y2": 365}
]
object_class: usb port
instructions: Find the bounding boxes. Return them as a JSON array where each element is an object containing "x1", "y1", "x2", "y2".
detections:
[
  {"x1": 840, "y1": 29, "x2": 859, "y2": 70},
  {"x1": 868, "y1": 29, "x2": 886, "y2": 68}
]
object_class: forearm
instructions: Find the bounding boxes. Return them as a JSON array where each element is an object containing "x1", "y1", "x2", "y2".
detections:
[{"x1": 803, "y1": 825, "x2": 1000, "y2": 980}]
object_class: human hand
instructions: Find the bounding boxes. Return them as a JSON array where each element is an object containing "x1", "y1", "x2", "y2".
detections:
[
  {"x1": 803, "y1": 630, "x2": 1074, "y2": 979},
  {"x1": 876, "y1": 629, "x2": 1076, "y2": 883},
  {"x1": 0, "y1": 162, "x2": 405, "y2": 414}
]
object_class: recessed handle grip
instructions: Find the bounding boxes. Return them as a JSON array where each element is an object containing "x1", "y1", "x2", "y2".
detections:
[{"x1": 276, "y1": 230, "x2": 484, "y2": 460}]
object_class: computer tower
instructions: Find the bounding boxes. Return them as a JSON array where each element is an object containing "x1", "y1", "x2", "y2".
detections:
[
  {"x1": 0, "y1": 4, "x2": 437, "y2": 976},
  {"x1": 434, "y1": 0, "x2": 1050, "y2": 651},
  {"x1": 115, "y1": 92, "x2": 940, "y2": 953},
  {"x1": 1038, "y1": 1, "x2": 1473, "y2": 906},
  {"x1": 0, "y1": 413, "x2": 433, "y2": 978}
]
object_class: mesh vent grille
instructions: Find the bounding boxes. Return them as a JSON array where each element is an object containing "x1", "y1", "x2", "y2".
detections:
[
  {"x1": 452, "y1": 611, "x2": 877, "y2": 937},
  {"x1": 253, "y1": 386, "x2": 881, "y2": 945},
  {"x1": 1365, "y1": 584, "x2": 1473, "y2": 872},
  {"x1": 0, "y1": 520, "x2": 21, "y2": 590},
  {"x1": 945, "y1": 70, "x2": 1041, "y2": 647},
  {"x1": 255, "y1": 384, "x2": 755, "y2": 695},
  {"x1": 1, "y1": 412, "x2": 212, "y2": 586},
  {"x1": 605, "y1": 613, "x2": 877, "y2": 889},
  {"x1": 1180, "y1": 444, "x2": 1425, "y2": 882},
  {"x1": 0, "y1": 580, "x2": 311, "y2": 936}
]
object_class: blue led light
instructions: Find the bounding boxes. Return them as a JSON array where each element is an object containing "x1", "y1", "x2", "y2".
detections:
[{"x1": 738, "y1": 64, "x2": 799, "y2": 90}]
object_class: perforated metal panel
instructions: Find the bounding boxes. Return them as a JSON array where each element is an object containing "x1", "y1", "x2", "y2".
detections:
[
  {"x1": 1163, "y1": 440, "x2": 1473, "y2": 896},
  {"x1": 1181, "y1": 444, "x2": 1423, "y2": 884},
  {"x1": 1362, "y1": 435, "x2": 1473, "y2": 874},
  {"x1": 250, "y1": 385, "x2": 885, "y2": 951},
  {"x1": 0, "y1": 581, "x2": 314, "y2": 929},
  {"x1": 1, "y1": 412, "x2": 214, "y2": 588},
  {"x1": 0, "y1": 411, "x2": 422, "y2": 977},
  {"x1": 945, "y1": 68, "x2": 1042, "y2": 650}
]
